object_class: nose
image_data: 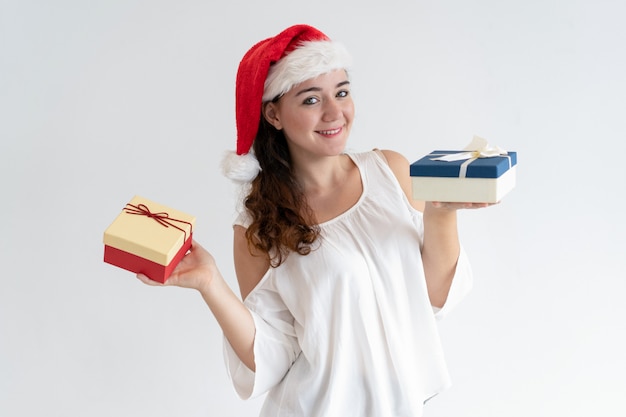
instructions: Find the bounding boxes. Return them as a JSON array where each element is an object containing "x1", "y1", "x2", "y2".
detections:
[{"x1": 322, "y1": 99, "x2": 342, "y2": 122}]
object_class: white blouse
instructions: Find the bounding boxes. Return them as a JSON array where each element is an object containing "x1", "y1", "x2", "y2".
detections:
[{"x1": 224, "y1": 150, "x2": 473, "y2": 416}]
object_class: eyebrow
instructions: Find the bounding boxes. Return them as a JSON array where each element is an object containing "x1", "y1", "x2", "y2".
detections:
[{"x1": 295, "y1": 80, "x2": 351, "y2": 97}]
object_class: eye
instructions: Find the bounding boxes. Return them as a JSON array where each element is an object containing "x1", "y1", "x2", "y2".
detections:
[
  {"x1": 303, "y1": 96, "x2": 319, "y2": 105},
  {"x1": 337, "y1": 89, "x2": 350, "y2": 98}
]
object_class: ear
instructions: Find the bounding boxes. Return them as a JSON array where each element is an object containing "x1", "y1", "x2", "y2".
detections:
[{"x1": 262, "y1": 102, "x2": 283, "y2": 130}]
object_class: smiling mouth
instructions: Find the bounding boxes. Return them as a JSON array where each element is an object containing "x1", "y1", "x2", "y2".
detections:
[{"x1": 316, "y1": 127, "x2": 342, "y2": 136}]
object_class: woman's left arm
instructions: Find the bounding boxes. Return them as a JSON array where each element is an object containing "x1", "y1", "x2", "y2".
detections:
[{"x1": 380, "y1": 149, "x2": 491, "y2": 308}]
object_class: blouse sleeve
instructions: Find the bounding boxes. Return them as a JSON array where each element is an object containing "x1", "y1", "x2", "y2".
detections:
[
  {"x1": 432, "y1": 246, "x2": 473, "y2": 320},
  {"x1": 411, "y1": 209, "x2": 473, "y2": 320},
  {"x1": 222, "y1": 267, "x2": 301, "y2": 400}
]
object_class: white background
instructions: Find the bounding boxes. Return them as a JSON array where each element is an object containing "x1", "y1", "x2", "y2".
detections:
[{"x1": 2, "y1": 1, "x2": 625, "y2": 416}]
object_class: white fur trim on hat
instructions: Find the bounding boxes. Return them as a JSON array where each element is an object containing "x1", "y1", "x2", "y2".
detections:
[
  {"x1": 221, "y1": 150, "x2": 261, "y2": 183},
  {"x1": 262, "y1": 40, "x2": 352, "y2": 102}
]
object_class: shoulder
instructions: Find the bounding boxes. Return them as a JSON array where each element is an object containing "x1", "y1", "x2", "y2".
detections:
[
  {"x1": 376, "y1": 149, "x2": 409, "y2": 168},
  {"x1": 375, "y1": 149, "x2": 425, "y2": 212}
]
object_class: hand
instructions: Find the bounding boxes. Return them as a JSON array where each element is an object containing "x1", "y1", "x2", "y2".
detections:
[
  {"x1": 428, "y1": 201, "x2": 498, "y2": 211},
  {"x1": 136, "y1": 240, "x2": 217, "y2": 293}
]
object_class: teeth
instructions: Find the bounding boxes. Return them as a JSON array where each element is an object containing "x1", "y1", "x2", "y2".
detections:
[{"x1": 319, "y1": 128, "x2": 341, "y2": 135}]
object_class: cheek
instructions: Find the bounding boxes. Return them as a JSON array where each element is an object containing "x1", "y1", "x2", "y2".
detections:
[
  {"x1": 344, "y1": 101, "x2": 355, "y2": 121},
  {"x1": 280, "y1": 111, "x2": 311, "y2": 135},
  {"x1": 289, "y1": 110, "x2": 316, "y2": 129}
]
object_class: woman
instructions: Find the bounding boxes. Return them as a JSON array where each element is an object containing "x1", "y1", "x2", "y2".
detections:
[{"x1": 139, "y1": 24, "x2": 490, "y2": 416}]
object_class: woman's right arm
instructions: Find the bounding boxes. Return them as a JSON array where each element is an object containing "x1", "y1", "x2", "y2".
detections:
[
  {"x1": 136, "y1": 236, "x2": 264, "y2": 372},
  {"x1": 151, "y1": 229, "x2": 298, "y2": 399}
]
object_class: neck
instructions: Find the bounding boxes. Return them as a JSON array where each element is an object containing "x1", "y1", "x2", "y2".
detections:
[{"x1": 292, "y1": 153, "x2": 351, "y2": 194}]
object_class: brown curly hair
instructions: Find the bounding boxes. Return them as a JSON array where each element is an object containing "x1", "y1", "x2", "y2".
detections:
[{"x1": 243, "y1": 115, "x2": 321, "y2": 267}]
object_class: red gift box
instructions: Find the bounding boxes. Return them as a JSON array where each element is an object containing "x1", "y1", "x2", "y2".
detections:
[{"x1": 103, "y1": 196, "x2": 196, "y2": 283}]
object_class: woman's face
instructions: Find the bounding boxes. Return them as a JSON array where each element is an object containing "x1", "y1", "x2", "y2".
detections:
[{"x1": 263, "y1": 69, "x2": 354, "y2": 161}]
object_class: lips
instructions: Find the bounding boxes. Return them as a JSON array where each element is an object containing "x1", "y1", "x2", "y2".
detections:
[{"x1": 316, "y1": 127, "x2": 342, "y2": 136}]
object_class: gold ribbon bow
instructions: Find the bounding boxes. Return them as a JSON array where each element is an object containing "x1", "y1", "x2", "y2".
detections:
[{"x1": 431, "y1": 136, "x2": 509, "y2": 178}]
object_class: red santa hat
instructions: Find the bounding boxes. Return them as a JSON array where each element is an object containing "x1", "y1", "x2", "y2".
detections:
[{"x1": 221, "y1": 24, "x2": 352, "y2": 183}]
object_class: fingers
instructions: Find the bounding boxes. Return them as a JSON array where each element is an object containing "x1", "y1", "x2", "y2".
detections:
[
  {"x1": 431, "y1": 201, "x2": 498, "y2": 210},
  {"x1": 189, "y1": 239, "x2": 204, "y2": 252},
  {"x1": 134, "y1": 240, "x2": 215, "y2": 291},
  {"x1": 136, "y1": 273, "x2": 164, "y2": 286}
]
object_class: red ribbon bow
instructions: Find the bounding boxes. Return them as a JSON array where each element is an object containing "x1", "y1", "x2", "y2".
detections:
[{"x1": 123, "y1": 203, "x2": 193, "y2": 242}]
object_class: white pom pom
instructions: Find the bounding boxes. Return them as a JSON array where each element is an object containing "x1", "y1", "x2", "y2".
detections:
[{"x1": 220, "y1": 151, "x2": 261, "y2": 183}]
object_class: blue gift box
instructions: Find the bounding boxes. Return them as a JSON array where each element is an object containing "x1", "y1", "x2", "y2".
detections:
[
  {"x1": 410, "y1": 150, "x2": 517, "y2": 178},
  {"x1": 410, "y1": 150, "x2": 518, "y2": 203}
]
